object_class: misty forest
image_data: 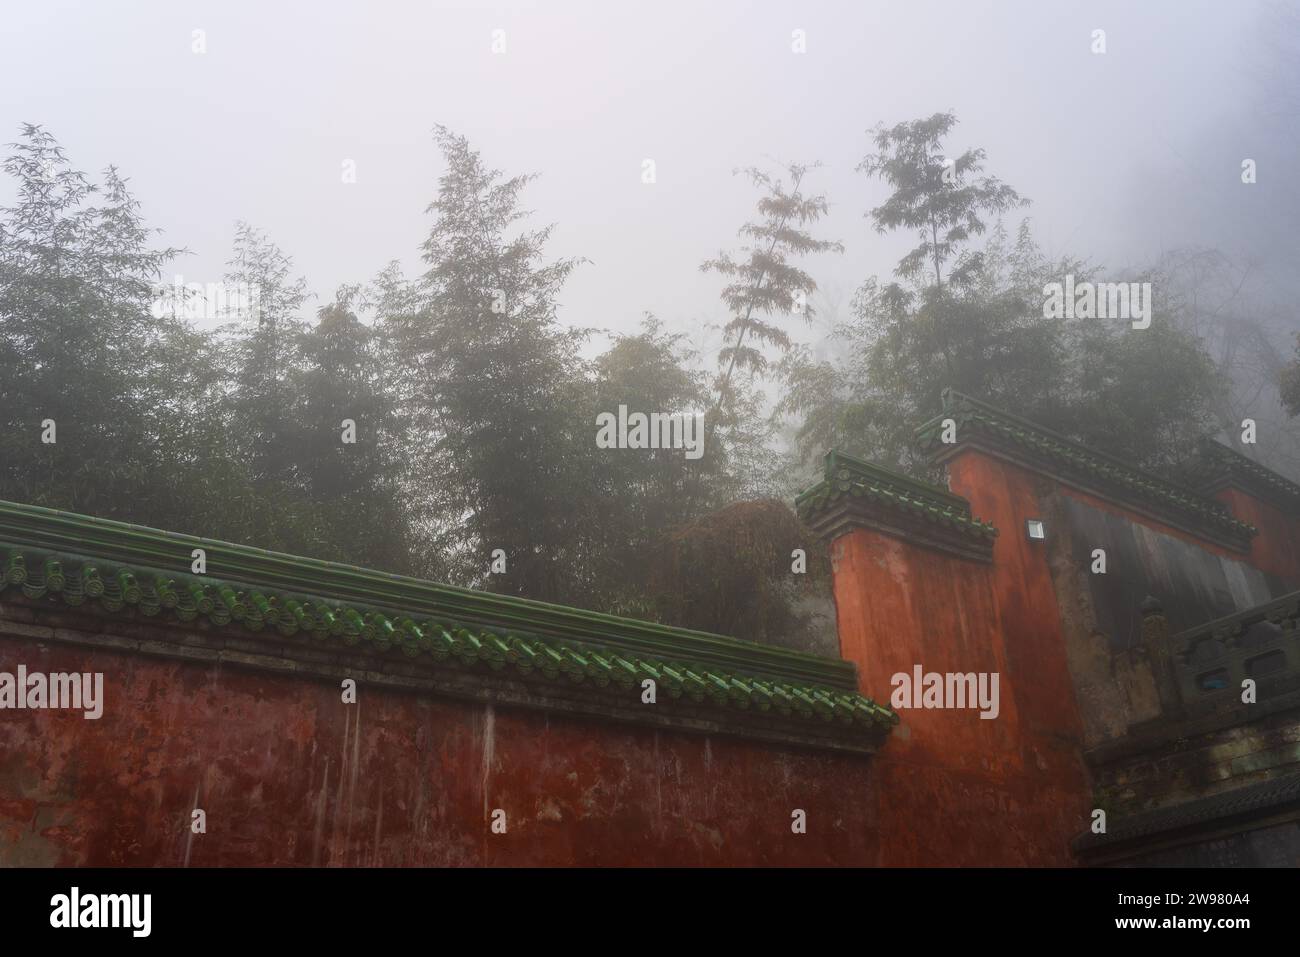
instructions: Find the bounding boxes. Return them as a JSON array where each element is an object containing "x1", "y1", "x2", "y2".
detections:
[{"x1": 3, "y1": 28, "x2": 1299, "y2": 655}]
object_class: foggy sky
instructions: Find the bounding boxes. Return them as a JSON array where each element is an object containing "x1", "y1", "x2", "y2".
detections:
[{"x1": 1, "y1": 0, "x2": 1292, "y2": 359}]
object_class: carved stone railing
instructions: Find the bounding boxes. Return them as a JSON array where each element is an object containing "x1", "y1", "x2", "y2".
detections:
[{"x1": 1147, "y1": 591, "x2": 1300, "y2": 719}]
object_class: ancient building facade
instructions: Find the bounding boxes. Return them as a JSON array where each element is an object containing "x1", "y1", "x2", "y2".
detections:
[{"x1": 799, "y1": 390, "x2": 1300, "y2": 865}]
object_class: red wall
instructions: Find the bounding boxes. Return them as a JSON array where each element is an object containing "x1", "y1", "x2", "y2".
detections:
[
  {"x1": 826, "y1": 446, "x2": 1298, "y2": 865},
  {"x1": 10, "y1": 451, "x2": 1293, "y2": 868},
  {"x1": 0, "y1": 635, "x2": 882, "y2": 867},
  {"x1": 825, "y1": 445, "x2": 1297, "y2": 865},
  {"x1": 831, "y1": 520, "x2": 1090, "y2": 865},
  {"x1": 1212, "y1": 487, "x2": 1300, "y2": 584},
  {"x1": 945, "y1": 453, "x2": 1092, "y2": 747},
  {"x1": 946, "y1": 449, "x2": 1299, "y2": 588}
]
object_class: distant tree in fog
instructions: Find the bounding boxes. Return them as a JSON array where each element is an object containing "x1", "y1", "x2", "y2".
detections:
[{"x1": 702, "y1": 162, "x2": 841, "y2": 413}]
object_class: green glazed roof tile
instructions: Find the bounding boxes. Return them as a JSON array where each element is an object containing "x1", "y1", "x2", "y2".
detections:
[
  {"x1": 0, "y1": 498, "x2": 857, "y2": 693},
  {"x1": 796, "y1": 449, "x2": 998, "y2": 546},
  {"x1": 0, "y1": 541, "x2": 897, "y2": 746}
]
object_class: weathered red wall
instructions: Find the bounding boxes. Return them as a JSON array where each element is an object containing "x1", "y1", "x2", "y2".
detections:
[
  {"x1": 1212, "y1": 487, "x2": 1300, "y2": 584},
  {"x1": 1047, "y1": 485, "x2": 1242, "y2": 561},
  {"x1": 821, "y1": 447, "x2": 1300, "y2": 865},
  {"x1": 947, "y1": 450, "x2": 1298, "y2": 583},
  {"x1": 831, "y1": 522, "x2": 1090, "y2": 866},
  {"x1": 0, "y1": 635, "x2": 882, "y2": 867},
  {"x1": 945, "y1": 454, "x2": 1093, "y2": 745}
]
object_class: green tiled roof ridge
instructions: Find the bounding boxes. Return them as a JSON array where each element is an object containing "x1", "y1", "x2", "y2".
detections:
[
  {"x1": 795, "y1": 448, "x2": 997, "y2": 543},
  {"x1": 917, "y1": 389, "x2": 1256, "y2": 541},
  {"x1": 0, "y1": 542, "x2": 897, "y2": 738},
  {"x1": 1196, "y1": 440, "x2": 1300, "y2": 508},
  {"x1": 819, "y1": 450, "x2": 972, "y2": 512},
  {"x1": 919, "y1": 389, "x2": 1208, "y2": 493},
  {"x1": 0, "y1": 498, "x2": 856, "y2": 692}
]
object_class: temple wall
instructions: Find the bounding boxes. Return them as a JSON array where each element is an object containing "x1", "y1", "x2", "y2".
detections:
[
  {"x1": 943, "y1": 450, "x2": 1299, "y2": 749},
  {"x1": 830, "y1": 525, "x2": 1088, "y2": 865},
  {"x1": 5, "y1": 396, "x2": 1298, "y2": 868},
  {"x1": 823, "y1": 439, "x2": 1300, "y2": 865},
  {"x1": 0, "y1": 601, "x2": 883, "y2": 867}
]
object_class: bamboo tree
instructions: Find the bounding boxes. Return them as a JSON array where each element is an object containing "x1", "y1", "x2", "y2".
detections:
[{"x1": 702, "y1": 162, "x2": 841, "y2": 413}]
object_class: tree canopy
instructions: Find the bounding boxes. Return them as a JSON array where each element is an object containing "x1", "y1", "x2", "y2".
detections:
[{"x1": 0, "y1": 116, "x2": 1290, "y2": 655}]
